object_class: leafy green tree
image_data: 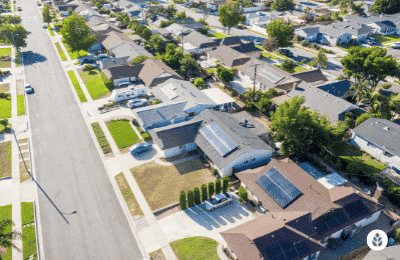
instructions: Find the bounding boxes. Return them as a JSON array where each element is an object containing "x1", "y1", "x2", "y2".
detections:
[
  {"x1": 194, "y1": 187, "x2": 201, "y2": 205},
  {"x1": 245, "y1": 101, "x2": 256, "y2": 112},
  {"x1": 193, "y1": 78, "x2": 206, "y2": 89},
  {"x1": 0, "y1": 218, "x2": 22, "y2": 259},
  {"x1": 208, "y1": 182, "x2": 215, "y2": 198},
  {"x1": 222, "y1": 177, "x2": 229, "y2": 193},
  {"x1": 175, "y1": 11, "x2": 187, "y2": 19},
  {"x1": 370, "y1": 0, "x2": 400, "y2": 14},
  {"x1": 42, "y1": 4, "x2": 52, "y2": 23},
  {"x1": 281, "y1": 59, "x2": 297, "y2": 73},
  {"x1": 349, "y1": 1, "x2": 365, "y2": 15},
  {"x1": 217, "y1": 66, "x2": 234, "y2": 82},
  {"x1": 187, "y1": 189, "x2": 195, "y2": 207},
  {"x1": 340, "y1": 46, "x2": 400, "y2": 89},
  {"x1": 218, "y1": 0, "x2": 245, "y2": 34},
  {"x1": 258, "y1": 97, "x2": 273, "y2": 114},
  {"x1": 262, "y1": 37, "x2": 279, "y2": 57},
  {"x1": 196, "y1": 18, "x2": 208, "y2": 26},
  {"x1": 132, "y1": 55, "x2": 148, "y2": 64},
  {"x1": 313, "y1": 50, "x2": 328, "y2": 69},
  {"x1": 266, "y1": 19, "x2": 294, "y2": 47},
  {"x1": 215, "y1": 179, "x2": 222, "y2": 194},
  {"x1": 391, "y1": 93, "x2": 400, "y2": 114},
  {"x1": 165, "y1": 5, "x2": 177, "y2": 19},
  {"x1": 238, "y1": 187, "x2": 248, "y2": 201},
  {"x1": 128, "y1": 19, "x2": 139, "y2": 30},
  {"x1": 179, "y1": 190, "x2": 187, "y2": 209},
  {"x1": 140, "y1": 28, "x2": 152, "y2": 41},
  {"x1": 180, "y1": 55, "x2": 197, "y2": 76},
  {"x1": 201, "y1": 184, "x2": 208, "y2": 201},
  {"x1": 135, "y1": 25, "x2": 147, "y2": 35},
  {"x1": 149, "y1": 33, "x2": 166, "y2": 53},
  {"x1": 60, "y1": 13, "x2": 95, "y2": 53},
  {"x1": 0, "y1": 25, "x2": 27, "y2": 47},
  {"x1": 271, "y1": 0, "x2": 295, "y2": 11}
]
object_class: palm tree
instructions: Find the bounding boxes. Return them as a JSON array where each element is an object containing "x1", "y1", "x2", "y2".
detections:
[
  {"x1": 313, "y1": 50, "x2": 328, "y2": 69},
  {"x1": 346, "y1": 80, "x2": 372, "y2": 106},
  {"x1": 0, "y1": 219, "x2": 22, "y2": 260}
]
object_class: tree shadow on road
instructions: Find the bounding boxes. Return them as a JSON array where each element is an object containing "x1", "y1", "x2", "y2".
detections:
[{"x1": 22, "y1": 51, "x2": 47, "y2": 66}]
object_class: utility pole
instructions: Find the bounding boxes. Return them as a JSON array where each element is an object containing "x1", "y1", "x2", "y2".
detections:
[{"x1": 252, "y1": 62, "x2": 260, "y2": 101}]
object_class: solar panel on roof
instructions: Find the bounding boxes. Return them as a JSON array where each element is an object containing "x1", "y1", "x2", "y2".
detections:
[
  {"x1": 207, "y1": 122, "x2": 238, "y2": 151},
  {"x1": 199, "y1": 126, "x2": 231, "y2": 156},
  {"x1": 199, "y1": 122, "x2": 238, "y2": 157},
  {"x1": 268, "y1": 168, "x2": 302, "y2": 200},
  {"x1": 294, "y1": 241, "x2": 309, "y2": 255},
  {"x1": 314, "y1": 211, "x2": 349, "y2": 235},
  {"x1": 344, "y1": 200, "x2": 369, "y2": 219},
  {"x1": 258, "y1": 68, "x2": 284, "y2": 84}
]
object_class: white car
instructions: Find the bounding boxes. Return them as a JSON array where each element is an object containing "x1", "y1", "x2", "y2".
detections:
[
  {"x1": 127, "y1": 98, "x2": 147, "y2": 108},
  {"x1": 253, "y1": 39, "x2": 263, "y2": 45},
  {"x1": 24, "y1": 84, "x2": 33, "y2": 94},
  {"x1": 390, "y1": 42, "x2": 400, "y2": 49},
  {"x1": 204, "y1": 193, "x2": 234, "y2": 211}
]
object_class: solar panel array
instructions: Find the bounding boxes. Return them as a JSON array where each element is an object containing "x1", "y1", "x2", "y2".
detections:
[
  {"x1": 199, "y1": 122, "x2": 238, "y2": 157},
  {"x1": 264, "y1": 240, "x2": 310, "y2": 260},
  {"x1": 314, "y1": 211, "x2": 348, "y2": 234},
  {"x1": 256, "y1": 167, "x2": 302, "y2": 208},
  {"x1": 343, "y1": 200, "x2": 369, "y2": 219},
  {"x1": 258, "y1": 68, "x2": 284, "y2": 84}
]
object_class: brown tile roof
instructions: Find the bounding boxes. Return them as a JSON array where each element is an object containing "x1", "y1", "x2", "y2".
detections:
[
  {"x1": 208, "y1": 45, "x2": 251, "y2": 68},
  {"x1": 103, "y1": 64, "x2": 144, "y2": 81},
  {"x1": 138, "y1": 59, "x2": 182, "y2": 88},
  {"x1": 102, "y1": 31, "x2": 135, "y2": 50}
]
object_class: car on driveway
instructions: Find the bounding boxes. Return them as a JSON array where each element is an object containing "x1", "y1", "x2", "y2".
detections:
[
  {"x1": 129, "y1": 142, "x2": 153, "y2": 155},
  {"x1": 96, "y1": 55, "x2": 110, "y2": 61},
  {"x1": 204, "y1": 193, "x2": 234, "y2": 211},
  {"x1": 390, "y1": 42, "x2": 400, "y2": 49},
  {"x1": 127, "y1": 98, "x2": 147, "y2": 108},
  {"x1": 24, "y1": 84, "x2": 33, "y2": 94},
  {"x1": 278, "y1": 48, "x2": 293, "y2": 57},
  {"x1": 117, "y1": 82, "x2": 132, "y2": 88},
  {"x1": 253, "y1": 39, "x2": 263, "y2": 45},
  {"x1": 80, "y1": 59, "x2": 97, "y2": 65}
]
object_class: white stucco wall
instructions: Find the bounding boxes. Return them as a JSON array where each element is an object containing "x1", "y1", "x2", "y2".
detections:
[
  {"x1": 355, "y1": 210, "x2": 381, "y2": 228},
  {"x1": 184, "y1": 104, "x2": 214, "y2": 115},
  {"x1": 238, "y1": 70, "x2": 265, "y2": 91},
  {"x1": 163, "y1": 142, "x2": 198, "y2": 158}
]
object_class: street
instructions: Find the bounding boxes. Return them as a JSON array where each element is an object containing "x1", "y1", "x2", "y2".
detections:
[{"x1": 19, "y1": 1, "x2": 144, "y2": 259}]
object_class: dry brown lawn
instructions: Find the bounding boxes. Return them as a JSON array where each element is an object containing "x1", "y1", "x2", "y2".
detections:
[
  {"x1": 20, "y1": 144, "x2": 28, "y2": 151},
  {"x1": 20, "y1": 161, "x2": 31, "y2": 183},
  {"x1": 130, "y1": 158, "x2": 216, "y2": 211},
  {"x1": 18, "y1": 138, "x2": 28, "y2": 144},
  {"x1": 0, "y1": 141, "x2": 11, "y2": 178},
  {"x1": 0, "y1": 60, "x2": 11, "y2": 68},
  {"x1": 149, "y1": 249, "x2": 166, "y2": 260},
  {"x1": 0, "y1": 83, "x2": 10, "y2": 92},
  {"x1": 114, "y1": 172, "x2": 144, "y2": 217},
  {"x1": 19, "y1": 152, "x2": 29, "y2": 160}
]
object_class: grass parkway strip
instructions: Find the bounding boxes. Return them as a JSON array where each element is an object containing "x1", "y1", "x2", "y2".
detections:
[
  {"x1": 54, "y1": 42, "x2": 67, "y2": 61},
  {"x1": 67, "y1": 70, "x2": 87, "y2": 102},
  {"x1": 91, "y1": 122, "x2": 113, "y2": 156}
]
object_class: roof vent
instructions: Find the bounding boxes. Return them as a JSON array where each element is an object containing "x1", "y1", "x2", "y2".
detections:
[
  {"x1": 316, "y1": 90, "x2": 319, "y2": 92},
  {"x1": 384, "y1": 126, "x2": 390, "y2": 130},
  {"x1": 376, "y1": 121, "x2": 380, "y2": 124},
  {"x1": 325, "y1": 94, "x2": 328, "y2": 97},
  {"x1": 336, "y1": 100, "x2": 340, "y2": 103},
  {"x1": 239, "y1": 118, "x2": 249, "y2": 127}
]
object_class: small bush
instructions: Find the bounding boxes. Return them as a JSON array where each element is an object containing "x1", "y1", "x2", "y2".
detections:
[
  {"x1": 201, "y1": 184, "x2": 208, "y2": 201},
  {"x1": 84, "y1": 64, "x2": 93, "y2": 71},
  {"x1": 301, "y1": 40, "x2": 310, "y2": 47},
  {"x1": 213, "y1": 168, "x2": 218, "y2": 175},
  {"x1": 91, "y1": 122, "x2": 112, "y2": 154},
  {"x1": 179, "y1": 190, "x2": 186, "y2": 210},
  {"x1": 245, "y1": 101, "x2": 256, "y2": 112},
  {"x1": 208, "y1": 182, "x2": 215, "y2": 198},
  {"x1": 215, "y1": 179, "x2": 221, "y2": 194},
  {"x1": 222, "y1": 177, "x2": 229, "y2": 193},
  {"x1": 132, "y1": 119, "x2": 138, "y2": 126},
  {"x1": 194, "y1": 187, "x2": 201, "y2": 205},
  {"x1": 238, "y1": 198, "x2": 244, "y2": 203},
  {"x1": 142, "y1": 132, "x2": 152, "y2": 141},
  {"x1": 238, "y1": 186, "x2": 248, "y2": 201},
  {"x1": 187, "y1": 189, "x2": 195, "y2": 207}
]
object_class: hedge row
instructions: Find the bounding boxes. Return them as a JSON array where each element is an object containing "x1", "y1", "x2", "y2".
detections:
[{"x1": 91, "y1": 122, "x2": 112, "y2": 154}]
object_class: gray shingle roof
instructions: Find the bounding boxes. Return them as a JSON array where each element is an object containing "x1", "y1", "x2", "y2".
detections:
[
  {"x1": 194, "y1": 109, "x2": 273, "y2": 169},
  {"x1": 184, "y1": 22, "x2": 206, "y2": 30},
  {"x1": 86, "y1": 15, "x2": 106, "y2": 28},
  {"x1": 208, "y1": 45, "x2": 251, "y2": 68},
  {"x1": 134, "y1": 102, "x2": 188, "y2": 128},
  {"x1": 138, "y1": 59, "x2": 182, "y2": 88},
  {"x1": 299, "y1": 26, "x2": 320, "y2": 34},
  {"x1": 151, "y1": 78, "x2": 215, "y2": 105},
  {"x1": 316, "y1": 80, "x2": 351, "y2": 98},
  {"x1": 230, "y1": 111, "x2": 270, "y2": 137},
  {"x1": 231, "y1": 42, "x2": 261, "y2": 55},
  {"x1": 320, "y1": 21, "x2": 375, "y2": 37},
  {"x1": 100, "y1": 56, "x2": 129, "y2": 69},
  {"x1": 103, "y1": 64, "x2": 143, "y2": 80},
  {"x1": 183, "y1": 31, "x2": 217, "y2": 49},
  {"x1": 215, "y1": 36, "x2": 243, "y2": 46},
  {"x1": 109, "y1": 42, "x2": 154, "y2": 61},
  {"x1": 292, "y1": 69, "x2": 329, "y2": 85},
  {"x1": 352, "y1": 118, "x2": 400, "y2": 157},
  {"x1": 102, "y1": 31, "x2": 135, "y2": 50}
]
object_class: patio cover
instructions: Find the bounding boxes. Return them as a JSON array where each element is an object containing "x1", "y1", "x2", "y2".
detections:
[{"x1": 201, "y1": 88, "x2": 235, "y2": 106}]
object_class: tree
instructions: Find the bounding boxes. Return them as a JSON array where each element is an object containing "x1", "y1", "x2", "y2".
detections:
[
  {"x1": 0, "y1": 25, "x2": 27, "y2": 47},
  {"x1": 349, "y1": 1, "x2": 365, "y2": 15},
  {"x1": 68, "y1": 7, "x2": 73, "y2": 16},
  {"x1": 222, "y1": 177, "x2": 229, "y2": 193},
  {"x1": 215, "y1": 179, "x2": 222, "y2": 194},
  {"x1": 208, "y1": 182, "x2": 215, "y2": 198},
  {"x1": 42, "y1": 4, "x2": 52, "y2": 23},
  {"x1": 180, "y1": 56, "x2": 197, "y2": 76},
  {"x1": 245, "y1": 101, "x2": 256, "y2": 112},
  {"x1": 391, "y1": 93, "x2": 400, "y2": 114},
  {"x1": 193, "y1": 78, "x2": 206, "y2": 90},
  {"x1": 132, "y1": 55, "x2": 148, "y2": 64},
  {"x1": 194, "y1": 187, "x2": 201, "y2": 205},
  {"x1": 370, "y1": 0, "x2": 400, "y2": 14},
  {"x1": 60, "y1": 14, "x2": 95, "y2": 54},
  {"x1": 262, "y1": 37, "x2": 279, "y2": 58},
  {"x1": 128, "y1": 19, "x2": 139, "y2": 30},
  {"x1": 165, "y1": 5, "x2": 177, "y2": 19},
  {"x1": 238, "y1": 187, "x2": 248, "y2": 201},
  {"x1": 196, "y1": 18, "x2": 208, "y2": 26},
  {"x1": 179, "y1": 190, "x2": 186, "y2": 209},
  {"x1": 187, "y1": 189, "x2": 195, "y2": 207},
  {"x1": 0, "y1": 219, "x2": 22, "y2": 259},
  {"x1": 281, "y1": 59, "x2": 296, "y2": 73},
  {"x1": 217, "y1": 66, "x2": 234, "y2": 82},
  {"x1": 340, "y1": 46, "x2": 400, "y2": 89},
  {"x1": 355, "y1": 112, "x2": 373, "y2": 127},
  {"x1": 266, "y1": 19, "x2": 294, "y2": 47},
  {"x1": 313, "y1": 50, "x2": 328, "y2": 69},
  {"x1": 140, "y1": 28, "x2": 152, "y2": 41},
  {"x1": 149, "y1": 33, "x2": 166, "y2": 53},
  {"x1": 175, "y1": 11, "x2": 187, "y2": 19},
  {"x1": 201, "y1": 184, "x2": 208, "y2": 201},
  {"x1": 218, "y1": 0, "x2": 245, "y2": 34},
  {"x1": 258, "y1": 97, "x2": 273, "y2": 114},
  {"x1": 271, "y1": 0, "x2": 295, "y2": 11}
]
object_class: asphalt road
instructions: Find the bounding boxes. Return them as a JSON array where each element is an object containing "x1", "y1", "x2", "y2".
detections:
[{"x1": 19, "y1": 2, "x2": 143, "y2": 260}]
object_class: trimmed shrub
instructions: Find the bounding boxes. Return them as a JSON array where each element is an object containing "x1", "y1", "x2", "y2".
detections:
[
  {"x1": 194, "y1": 187, "x2": 201, "y2": 205},
  {"x1": 208, "y1": 182, "x2": 215, "y2": 198},
  {"x1": 84, "y1": 64, "x2": 93, "y2": 71},
  {"x1": 238, "y1": 186, "x2": 248, "y2": 201},
  {"x1": 222, "y1": 177, "x2": 229, "y2": 193},
  {"x1": 179, "y1": 190, "x2": 187, "y2": 210},
  {"x1": 213, "y1": 168, "x2": 218, "y2": 175},
  {"x1": 215, "y1": 179, "x2": 221, "y2": 194},
  {"x1": 187, "y1": 189, "x2": 195, "y2": 207},
  {"x1": 301, "y1": 40, "x2": 310, "y2": 47},
  {"x1": 245, "y1": 101, "x2": 256, "y2": 112},
  {"x1": 395, "y1": 228, "x2": 400, "y2": 242},
  {"x1": 201, "y1": 184, "x2": 208, "y2": 201},
  {"x1": 142, "y1": 132, "x2": 152, "y2": 141}
]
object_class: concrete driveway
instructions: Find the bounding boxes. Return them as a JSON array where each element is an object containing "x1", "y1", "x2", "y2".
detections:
[{"x1": 386, "y1": 47, "x2": 400, "y2": 58}]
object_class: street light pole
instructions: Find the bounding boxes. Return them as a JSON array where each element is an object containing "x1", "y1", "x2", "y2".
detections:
[{"x1": 252, "y1": 63, "x2": 260, "y2": 101}]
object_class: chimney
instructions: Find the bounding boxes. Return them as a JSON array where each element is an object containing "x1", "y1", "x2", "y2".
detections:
[
  {"x1": 373, "y1": 182, "x2": 384, "y2": 201},
  {"x1": 293, "y1": 82, "x2": 299, "y2": 90}
]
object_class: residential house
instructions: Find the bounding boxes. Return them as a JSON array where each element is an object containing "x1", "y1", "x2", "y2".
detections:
[
  {"x1": 183, "y1": 22, "x2": 206, "y2": 31},
  {"x1": 231, "y1": 111, "x2": 270, "y2": 143},
  {"x1": 292, "y1": 69, "x2": 329, "y2": 86},
  {"x1": 207, "y1": 45, "x2": 251, "y2": 68},
  {"x1": 245, "y1": 11, "x2": 281, "y2": 26},
  {"x1": 174, "y1": 18, "x2": 196, "y2": 24},
  {"x1": 294, "y1": 26, "x2": 321, "y2": 41},
  {"x1": 99, "y1": 56, "x2": 129, "y2": 70},
  {"x1": 164, "y1": 23, "x2": 191, "y2": 37},
  {"x1": 345, "y1": 14, "x2": 400, "y2": 34},
  {"x1": 224, "y1": 158, "x2": 385, "y2": 260},
  {"x1": 237, "y1": 59, "x2": 301, "y2": 93},
  {"x1": 114, "y1": 0, "x2": 147, "y2": 10},
  {"x1": 151, "y1": 27, "x2": 172, "y2": 40},
  {"x1": 182, "y1": 31, "x2": 219, "y2": 54},
  {"x1": 151, "y1": 16, "x2": 170, "y2": 28},
  {"x1": 230, "y1": 42, "x2": 262, "y2": 59},
  {"x1": 86, "y1": 15, "x2": 107, "y2": 28},
  {"x1": 88, "y1": 23, "x2": 120, "y2": 52},
  {"x1": 102, "y1": 31, "x2": 135, "y2": 50},
  {"x1": 102, "y1": 64, "x2": 143, "y2": 85},
  {"x1": 205, "y1": 0, "x2": 226, "y2": 11},
  {"x1": 109, "y1": 42, "x2": 154, "y2": 62},
  {"x1": 150, "y1": 109, "x2": 273, "y2": 175},
  {"x1": 138, "y1": 59, "x2": 182, "y2": 88},
  {"x1": 215, "y1": 36, "x2": 243, "y2": 46},
  {"x1": 56, "y1": 4, "x2": 78, "y2": 16},
  {"x1": 315, "y1": 80, "x2": 352, "y2": 98},
  {"x1": 351, "y1": 118, "x2": 400, "y2": 172}
]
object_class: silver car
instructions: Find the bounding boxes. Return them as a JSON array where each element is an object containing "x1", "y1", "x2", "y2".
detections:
[{"x1": 204, "y1": 193, "x2": 234, "y2": 211}]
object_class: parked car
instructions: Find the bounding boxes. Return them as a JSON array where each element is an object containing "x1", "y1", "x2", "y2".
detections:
[
  {"x1": 253, "y1": 39, "x2": 263, "y2": 45},
  {"x1": 278, "y1": 48, "x2": 293, "y2": 57},
  {"x1": 204, "y1": 193, "x2": 234, "y2": 211},
  {"x1": 42, "y1": 24, "x2": 47, "y2": 28},
  {"x1": 117, "y1": 82, "x2": 132, "y2": 88},
  {"x1": 390, "y1": 42, "x2": 400, "y2": 48},
  {"x1": 127, "y1": 98, "x2": 147, "y2": 108},
  {"x1": 364, "y1": 188, "x2": 371, "y2": 195},
  {"x1": 96, "y1": 55, "x2": 110, "y2": 61},
  {"x1": 17, "y1": 6, "x2": 21, "y2": 11},
  {"x1": 80, "y1": 59, "x2": 97, "y2": 64},
  {"x1": 129, "y1": 142, "x2": 153, "y2": 155},
  {"x1": 78, "y1": 55, "x2": 96, "y2": 62},
  {"x1": 24, "y1": 84, "x2": 33, "y2": 94}
]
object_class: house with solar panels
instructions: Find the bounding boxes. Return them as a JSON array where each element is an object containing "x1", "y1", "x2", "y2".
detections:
[
  {"x1": 149, "y1": 109, "x2": 273, "y2": 175},
  {"x1": 222, "y1": 158, "x2": 386, "y2": 260}
]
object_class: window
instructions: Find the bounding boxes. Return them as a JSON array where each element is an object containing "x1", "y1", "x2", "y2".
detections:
[
  {"x1": 244, "y1": 160, "x2": 249, "y2": 163},
  {"x1": 384, "y1": 151, "x2": 394, "y2": 158}
]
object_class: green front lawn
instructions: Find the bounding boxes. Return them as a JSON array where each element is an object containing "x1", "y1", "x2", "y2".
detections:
[
  {"x1": 21, "y1": 202, "x2": 34, "y2": 226},
  {"x1": 262, "y1": 52, "x2": 279, "y2": 59},
  {"x1": 22, "y1": 226, "x2": 37, "y2": 260},
  {"x1": 329, "y1": 142, "x2": 386, "y2": 175},
  {"x1": 47, "y1": 24, "x2": 55, "y2": 36},
  {"x1": 374, "y1": 35, "x2": 400, "y2": 44},
  {"x1": 106, "y1": 120, "x2": 139, "y2": 152},
  {"x1": 206, "y1": 68, "x2": 216, "y2": 73},
  {"x1": 170, "y1": 237, "x2": 220, "y2": 260},
  {"x1": 275, "y1": 64, "x2": 308, "y2": 73},
  {"x1": 0, "y1": 204, "x2": 12, "y2": 260},
  {"x1": 0, "y1": 47, "x2": 11, "y2": 56},
  {"x1": 64, "y1": 43, "x2": 88, "y2": 60},
  {"x1": 17, "y1": 94, "x2": 25, "y2": 116},
  {"x1": 0, "y1": 93, "x2": 11, "y2": 118},
  {"x1": 55, "y1": 42, "x2": 67, "y2": 61},
  {"x1": 207, "y1": 33, "x2": 227, "y2": 39},
  {"x1": 78, "y1": 70, "x2": 109, "y2": 100},
  {"x1": 67, "y1": 70, "x2": 87, "y2": 102}
]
